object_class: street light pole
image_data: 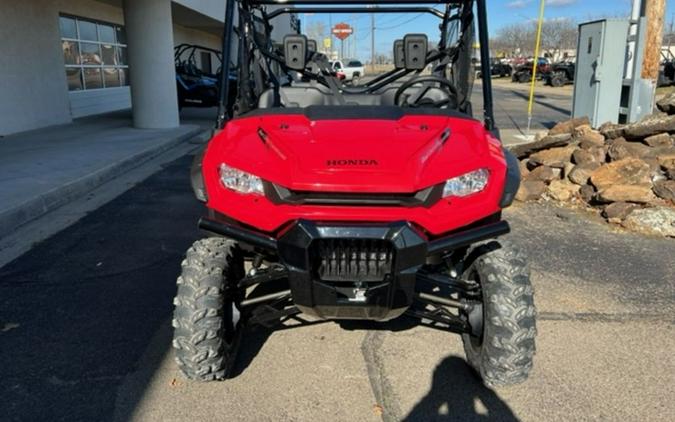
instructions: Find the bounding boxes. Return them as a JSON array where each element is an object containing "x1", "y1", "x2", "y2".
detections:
[{"x1": 526, "y1": 0, "x2": 546, "y2": 138}]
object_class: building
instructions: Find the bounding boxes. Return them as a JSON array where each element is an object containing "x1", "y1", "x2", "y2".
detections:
[{"x1": 0, "y1": 0, "x2": 296, "y2": 135}]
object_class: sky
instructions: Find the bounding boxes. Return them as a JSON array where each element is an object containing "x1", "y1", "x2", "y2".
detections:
[{"x1": 299, "y1": 0, "x2": 675, "y2": 61}]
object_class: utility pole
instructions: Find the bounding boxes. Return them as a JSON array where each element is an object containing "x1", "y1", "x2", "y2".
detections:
[
  {"x1": 371, "y1": 12, "x2": 375, "y2": 70},
  {"x1": 641, "y1": 0, "x2": 666, "y2": 82}
]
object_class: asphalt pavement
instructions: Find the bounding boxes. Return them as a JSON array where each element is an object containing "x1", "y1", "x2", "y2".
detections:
[{"x1": 1, "y1": 152, "x2": 673, "y2": 422}]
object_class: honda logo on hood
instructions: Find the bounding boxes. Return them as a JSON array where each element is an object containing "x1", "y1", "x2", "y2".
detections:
[{"x1": 326, "y1": 159, "x2": 379, "y2": 166}]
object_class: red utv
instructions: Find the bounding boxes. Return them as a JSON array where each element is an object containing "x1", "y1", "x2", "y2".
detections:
[{"x1": 173, "y1": 0, "x2": 536, "y2": 387}]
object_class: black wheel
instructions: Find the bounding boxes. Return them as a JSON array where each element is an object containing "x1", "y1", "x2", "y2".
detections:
[
  {"x1": 550, "y1": 74, "x2": 565, "y2": 87},
  {"x1": 351, "y1": 73, "x2": 361, "y2": 86},
  {"x1": 461, "y1": 240, "x2": 537, "y2": 387},
  {"x1": 172, "y1": 237, "x2": 246, "y2": 381},
  {"x1": 518, "y1": 72, "x2": 531, "y2": 83}
]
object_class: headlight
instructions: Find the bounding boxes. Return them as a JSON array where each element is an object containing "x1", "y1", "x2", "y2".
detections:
[
  {"x1": 442, "y1": 168, "x2": 490, "y2": 198},
  {"x1": 219, "y1": 163, "x2": 264, "y2": 195}
]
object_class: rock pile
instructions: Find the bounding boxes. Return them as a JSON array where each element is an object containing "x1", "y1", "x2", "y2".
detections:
[{"x1": 510, "y1": 111, "x2": 675, "y2": 238}]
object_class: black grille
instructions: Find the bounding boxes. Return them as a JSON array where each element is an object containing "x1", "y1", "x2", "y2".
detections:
[
  {"x1": 315, "y1": 239, "x2": 394, "y2": 282},
  {"x1": 265, "y1": 183, "x2": 443, "y2": 208}
]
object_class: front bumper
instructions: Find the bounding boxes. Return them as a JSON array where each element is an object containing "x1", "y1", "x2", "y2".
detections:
[{"x1": 199, "y1": 216, "x2": 509, "y2": 321}]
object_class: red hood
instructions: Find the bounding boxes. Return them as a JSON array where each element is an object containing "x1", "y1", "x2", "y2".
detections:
[{"x1": 206, "y1": 112, "x2": 497, "y2": 194}]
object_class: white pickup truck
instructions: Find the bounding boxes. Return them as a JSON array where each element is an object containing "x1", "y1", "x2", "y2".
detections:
[{"x1": 331, "y1": 59, "x2": 365, "y2": 85}]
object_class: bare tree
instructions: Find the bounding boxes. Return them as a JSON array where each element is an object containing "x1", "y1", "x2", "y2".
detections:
[
  {"x1": 539, "y1": 18, "x2": 578, "y2": 61},
  {"x1": 305, "y1": 21, "x2": 326, "y2": 44}
]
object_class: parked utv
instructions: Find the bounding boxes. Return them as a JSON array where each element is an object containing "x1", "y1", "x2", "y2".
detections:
[
  {"x1": 476, "y1": 58, "x2": 512, "y2": 79},
  {"x1": 512, "y1": 57, "x2": 551, "y2": 83},
  {"x1": 545, "y1": 61, "x2": 575, "y2": 87},
  {"x1": 658, "y1": 48, "x2": 675, "y2": 87},
  {"x1": 173, "y1": 0, "x2": 536, "y2": 388},
  {"x1": 174, "y1": 44, "x2": 237, "y2": 110}
]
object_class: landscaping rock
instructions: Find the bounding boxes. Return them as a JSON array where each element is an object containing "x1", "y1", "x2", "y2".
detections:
[
  {"x1": 568, "y1": 162, "x2": 601, "y2": 185},
  {"x1": 623, "y1": 114, "x2": 675, "y2": 139},
  {"x1": 579, "y1": 184, "x2": 596, "y2": 203},
  {"x1": 548, "y1": 180, "x2": 580, "y2": 202},
  {"x1": 577, "y1": 131, "x2": 606, "y2": 149},
  {"x1": 599, "y1": 122, "x2": 626, "y2": 139},
  {"x1": 642, "y1": 133, "x2": 673, "y2": 148},
  {"x1": 663, "y1": 159, "x2": 675, "y2": 180},
  {"x1": 516, "y1": 180, "x2": 547, "y2": 201},
  {"x1": 656, "y1": 92, "x2": 675, "y2": 115},
  {"x1": 603, "y1": 202, "x2": 640, "y2": 223},
  {"x1": 526, "y1": 165, "x2": 560, "y2": 183},
  {"x1": 589, "y1": 146, "x2": 607, "y2": 163},
  {"x1": 518, "y1": 160, "x2": 530, "y2": 177},
  {"x1": 607, "y1": 138, "x2": 652, "y2": 161},
  {"x1": 529, "y1": 145, "x2": 576, "y2": 168},
  {"x1": 509, "y1": 133, "x2": 573, "y2": 158},
  {"x1": 572, "y1": 149, "x2": 597, "y2": 165},
  {"x1": 597, "y1": 184, "x2": 656, "y2": 204},
  {"x1": 590, "y1": 158, "x2": 652, "y2": 190},
  {"x1": 653, "y1": 180, "x2": 675, "y2": 202},
  {"x1": 549, "y1": 116, "x2": 590, "y2": 135},
  {"x1": 622, "y1": 207, "x2": 675, "y2": 237}
]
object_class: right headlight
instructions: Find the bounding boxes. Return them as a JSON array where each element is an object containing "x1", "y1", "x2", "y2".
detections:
[
  {"x1": 442, "y1": 168, "x2": 490, "y2": 198},
  {"x1": 219, "y1": 163, "x2": 264, "y2": 195}
]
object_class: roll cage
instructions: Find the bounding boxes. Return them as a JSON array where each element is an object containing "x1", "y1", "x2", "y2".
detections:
[{"x1": 215, "y1": 0, "x2": 495, "y2": 133}]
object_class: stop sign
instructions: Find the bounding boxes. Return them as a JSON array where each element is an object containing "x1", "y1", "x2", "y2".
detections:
[{"x1": 332, "y1": 23, "x2": 353, "y2": 41}]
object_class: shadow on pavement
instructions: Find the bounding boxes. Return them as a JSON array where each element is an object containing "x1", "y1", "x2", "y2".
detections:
[
  {"x1": 0, "y1": 155, "x2": 202, "y2": 421},
  {"x1": 508, "y1": 90, "x2": 571, "y2": 116},
  {"x1": 403, "y1": 356, "x2": 519, "y2": 422}
]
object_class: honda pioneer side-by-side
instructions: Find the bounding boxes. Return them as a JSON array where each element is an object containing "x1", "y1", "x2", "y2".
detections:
[{"x1": 173, "y1": 0, "x2": 536, "y2": 387}]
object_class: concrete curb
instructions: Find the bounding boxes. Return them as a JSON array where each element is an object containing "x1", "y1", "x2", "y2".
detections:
[{"x1": 0, "y1": 125, "x2": 204, "y2": 240}]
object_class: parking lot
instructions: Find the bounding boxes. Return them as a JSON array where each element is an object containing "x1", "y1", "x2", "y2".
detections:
[{"x1": 1, "y1": 146, "x2": 673, "y2": 421}]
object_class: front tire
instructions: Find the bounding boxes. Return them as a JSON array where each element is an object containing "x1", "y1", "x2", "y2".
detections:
[
  {"x1": 461, "y1": 240, "x2": 537, "y2": 387},
  {"x1": 172, "y1": 237, "x2": 245, "y2": 381}
]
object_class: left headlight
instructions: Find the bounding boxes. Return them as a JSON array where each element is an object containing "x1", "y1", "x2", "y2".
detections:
[
  {"x1": 219, "y1": 163, "x2": 264, "y2": 195},
  {"x1": 442, "y1": 168, "x2": 490, "y2": 198}
]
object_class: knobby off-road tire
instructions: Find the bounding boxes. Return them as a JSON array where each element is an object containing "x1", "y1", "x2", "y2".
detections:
[
  {"x1": 461, "y1": 240, "x2": 537, "y2": 387},
  {"x1": 172, "y1": 237, "x2": 245, "y2": 381}
]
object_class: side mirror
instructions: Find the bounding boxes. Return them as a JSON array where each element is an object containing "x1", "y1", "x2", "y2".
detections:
[
  {"x1": 403, "y1": 34, "x2": 428, "y2": 70},
  {"x1": 284, "y1": 34, "x2": 307, "y2": 70},
  {"x1": 393, "y1": 39, "x2": 405, "y2": 69}
]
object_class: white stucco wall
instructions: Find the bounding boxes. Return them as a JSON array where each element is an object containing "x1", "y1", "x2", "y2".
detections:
[
  {"x1": 0, "y1": 0, "x2": 295, "y2": 135},
  {"x1": 0, "y1": 1, "x2": 72, "y2": 135}
]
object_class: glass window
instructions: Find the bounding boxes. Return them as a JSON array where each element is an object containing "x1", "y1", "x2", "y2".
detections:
[
  {"x1": 80, "y1": 42, "x2": 101, "y2": 65},
  {"x1": 103, "y1": 68, "x2": 120, "y2": 87},
  {"x1": 61, "y1": 15, "x2": 128, "y2": 92},
  {"x1": 98, "y1": 24, "x2": 115, "y2": 43},
  {"x1": 101, "y1": 44, "x2": 116, "y2": 65},
  {"x1": 78, "y1": 20, "x2": 98, "y2": 41},
  {"x1": 62, "y1": 41, "x2": 80, "y2": 65},
  {"x1": 116, "y1": 47, "x2": 127, "y2": 65},
  {"x1": 120, "y1": 68, "x2": 130, "y2": 86},
  {"x1": 60, "y1": 16, "x2": 77, "y2": 39},
  {"x1": 84, "y1": 68, "x2": 103, "y2": 89},
  {"x1": 66, "y1": 68, "x2": 83, "y2": 91},
  {"x1": 115, "y1": 26, "x2": 126, "y2": 45}
]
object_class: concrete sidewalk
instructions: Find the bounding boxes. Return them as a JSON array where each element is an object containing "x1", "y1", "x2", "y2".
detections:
[{"x1": 0, "y1": 112, "x2": 205, "y2": 239}]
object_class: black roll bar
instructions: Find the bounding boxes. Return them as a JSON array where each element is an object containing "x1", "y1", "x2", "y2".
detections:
[
  {"x1": 266, "y1": 7, "x2": 445, "y2": 20},
  {"x1": 216, "y1": 0, "x2": 236, "y2": 129},
  {"x1": 215, "y1": 0, "x2": 497, "y2": 134},
  {"x1": 476, "y1": 0, "x2": 494, "y2": 131}
]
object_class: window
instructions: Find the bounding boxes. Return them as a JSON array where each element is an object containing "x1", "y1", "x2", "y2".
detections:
[
  {"x1": 347, "y1": 61, "x2": 362, "y2": 67},
  {"x1": 59, "y1": 15, "x2": 129, "y2": 91}
]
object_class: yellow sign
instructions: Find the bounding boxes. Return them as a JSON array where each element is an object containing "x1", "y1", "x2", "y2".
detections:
[{"x1": 323, "y1": 37, "x2": 331, "y2": 49}]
